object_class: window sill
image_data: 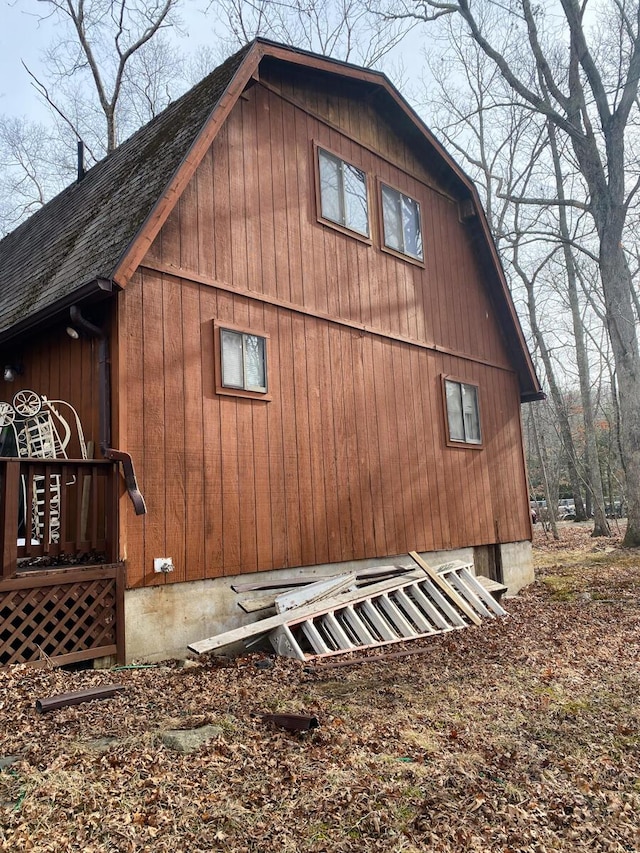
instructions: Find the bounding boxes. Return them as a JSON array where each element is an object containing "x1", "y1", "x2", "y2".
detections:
[
  {"x1": 444, "y1": 437, "x2": 484, "y2": 450},
  {"x1": 215, "y1": 385, "x2": 272, "y2": 402},
  {"x1": 380, "y1": 242, "x2": 425, "y2": 268},
  {"x1": 316, "y1": 214, "x2": 373, "y2": 245}
]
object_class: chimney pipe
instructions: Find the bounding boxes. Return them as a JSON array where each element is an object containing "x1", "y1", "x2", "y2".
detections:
[{"x1": 77, "y1": 139, "x2": 85, "y2": 182}]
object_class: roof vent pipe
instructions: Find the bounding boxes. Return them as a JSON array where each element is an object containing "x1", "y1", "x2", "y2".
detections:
[{"x1": 77, "y1": 140, "x2": 85, "y2": 182}]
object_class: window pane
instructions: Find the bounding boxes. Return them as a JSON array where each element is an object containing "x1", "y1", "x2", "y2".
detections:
[
  {"x1": 343, "y1": 163, "x2": 369, "y2": 235},
  {"x1": 244, "y1": 334, "x2": 266, "y2": 391},
  {"x1": 382, "y1": 185, "x2": 402, "y2": 252},
  {"x1": 319, "y1": 150, "x2": 342, "y2": 225},
  {"x1": 221, "y1": 330, "x2": 244, "y2": 388},
  {"x1": 445, "y1": 380, "x2": 465, "y2": 441},
  {"x1": 461, "y1": 383, "x2": 481, "y2": 442},
  {"x1": 401, "y1": 194, "x2": 423, "y2": 259}
]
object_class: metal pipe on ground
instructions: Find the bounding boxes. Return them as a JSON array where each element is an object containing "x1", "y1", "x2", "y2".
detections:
[
  {"x1": 35, "y1": 684, "x2": 126, "y2": 714},
  {"x1": 259, "y1": 713, "x2": 319, "y2": 731}
]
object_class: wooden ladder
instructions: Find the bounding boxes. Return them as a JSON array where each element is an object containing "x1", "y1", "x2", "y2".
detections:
[{"x1": 269, "y1": 560, "x2": 507, "y2": 661}]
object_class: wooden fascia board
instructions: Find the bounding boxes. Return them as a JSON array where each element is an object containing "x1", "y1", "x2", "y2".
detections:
[
  {"x1": 112, "y1": 42, "x2": 266, "y2": 288},
  {"x1": 260, "y1": 43, "x2": 472, "y2": 189}
]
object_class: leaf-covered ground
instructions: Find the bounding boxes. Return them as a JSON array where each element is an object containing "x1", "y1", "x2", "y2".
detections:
[{"x1": 2, "y1": 525, "x2": 640, "y2": 852}]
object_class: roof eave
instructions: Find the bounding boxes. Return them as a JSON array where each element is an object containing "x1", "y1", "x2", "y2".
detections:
[{"x1": 0, "y1": 277, "x2": 114, "y2": 345}]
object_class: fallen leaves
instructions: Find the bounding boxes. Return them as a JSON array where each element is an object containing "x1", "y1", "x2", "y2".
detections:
[{"x1": 1, "y1": 525, "x2": 640, "y2": 850}]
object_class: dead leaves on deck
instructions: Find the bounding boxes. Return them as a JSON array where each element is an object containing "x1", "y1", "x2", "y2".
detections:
[{"x1": 1, "y1": 524, "x2": 639, "y2": 852}]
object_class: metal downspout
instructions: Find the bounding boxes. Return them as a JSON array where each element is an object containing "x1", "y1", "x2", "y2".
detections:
[{"x1": 69, "y1": 305, "x2": 146, "y2": 515}]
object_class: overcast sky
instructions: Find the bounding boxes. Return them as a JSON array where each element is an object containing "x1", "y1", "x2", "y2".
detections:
[{"x1": 0, "y1": 1, "x2": 51, "y2": 120}]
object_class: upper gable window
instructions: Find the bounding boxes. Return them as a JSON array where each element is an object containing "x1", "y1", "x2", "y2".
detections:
[
  {"x1": 318, "y1": 148, "x2": 369, "y2": 237},
  {"x1": 381, "y1": 184, "x2": 423, "y2": 261},
  {"x1": 444, "y1": 378, "x2": 481, "y2": 446}
]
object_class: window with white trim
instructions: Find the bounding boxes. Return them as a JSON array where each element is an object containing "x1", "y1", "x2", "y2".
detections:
[
  {"x1": 220, "y1": 329, "x2": 267, "y2": 393},
  {"x1": 381, "y1": 184, "x2": 423, "y2": 260},
  {"x1": 444, "y1": 379, "x2": 481, "y2": 445},
  {"x1": 318, "y1": 148, "x2": 369, "y2": 236}
]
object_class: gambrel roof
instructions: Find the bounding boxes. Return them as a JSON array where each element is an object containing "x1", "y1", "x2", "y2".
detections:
[{"x1": 0, "y1": 39, "x2": 542, "y2": 401}]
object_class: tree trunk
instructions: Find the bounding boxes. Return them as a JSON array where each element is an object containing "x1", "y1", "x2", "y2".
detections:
[
  {"x1": 515, "y1": 252, "x2": 588, "y2": 522},
  {"x1": 530, "y1": 408, "x2": 559, "y2": 540},
  {"x1": 547, "y1": 121, "x2": 610, "y2": 535},
  {"x1": 598, "y1": 235, "x2": 640, "y2": 545}
]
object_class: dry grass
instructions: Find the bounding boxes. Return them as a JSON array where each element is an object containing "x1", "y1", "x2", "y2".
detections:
[{"x1": 1, "y1": 526, "x2": 640, "y2": 851}]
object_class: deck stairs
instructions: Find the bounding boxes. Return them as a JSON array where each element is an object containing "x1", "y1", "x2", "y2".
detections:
[{"x1": 269, "y1": 558, "x2": 507, "y2": 661}]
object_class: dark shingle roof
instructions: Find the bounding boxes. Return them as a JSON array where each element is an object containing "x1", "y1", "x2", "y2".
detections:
[{"x1": 0, "y1": 43, "x2": 252, "y2": 338}]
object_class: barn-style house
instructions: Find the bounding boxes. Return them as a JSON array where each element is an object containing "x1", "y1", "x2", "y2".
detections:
[{"x1": 0, "y1": 40, "x2": 543, "y2": 667}]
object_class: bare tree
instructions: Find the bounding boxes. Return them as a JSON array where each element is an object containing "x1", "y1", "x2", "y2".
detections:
[
  {"x1": 212, "y1": 0, "x2": 412, "y2": 67},
  {"x1": 383, "y1": 0, "x2": 640, "y2": 545},
  {"x1": 0, "y1": 116, "x2": 71, "y2": 236},
  {"x1": 0, "y1": 0, "x2": 186, "y2": 234},
  {"x1": 27, "y1": 0, "x2": 181, "y2": 156}
]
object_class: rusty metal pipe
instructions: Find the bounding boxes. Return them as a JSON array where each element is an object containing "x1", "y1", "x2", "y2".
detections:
[
  {"x1": 260, "y1": 713, "x2": 319, "y2": 731},
  {"x1": 35, "y1": 684, "x2": 125, "y2": 714}
]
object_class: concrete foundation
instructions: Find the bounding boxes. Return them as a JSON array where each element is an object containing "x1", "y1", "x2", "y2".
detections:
[
  {"x1": 500, "y1": 540, "x2": 534, "y2": 595},
  {"x1": 124, "y1": 542, "x2": 534, "y2": 662}
]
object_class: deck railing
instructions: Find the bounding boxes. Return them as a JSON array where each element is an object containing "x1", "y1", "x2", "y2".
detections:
[{"x1": 0, "y1": 457, "x2": 119, "y2": 578}]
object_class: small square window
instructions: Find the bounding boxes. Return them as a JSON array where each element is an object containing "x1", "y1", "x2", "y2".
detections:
[
  {"x1": 317, "y1": 147, "x2": 369, "y2": 236},
  {"x1": 444, "y1": 378, "x2": 481, "y2": 445},
  {"x1": 221, "y1": 329, "x2": 267, "y2": 393},
  {"x1": 381, "y1": 184, "x2": 423, "y2": 260}
]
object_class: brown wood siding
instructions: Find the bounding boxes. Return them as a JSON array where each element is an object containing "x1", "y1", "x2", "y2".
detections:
[
  {"x1": 146, "y1": 85, "x2": 512, "y2": 371},
  {"x1": 1, "y1": 325, "x2": 100, "y2": 460},
  {"x1": 119, "y1": 77, "x2": 531, "y2": 588},
  {"x1": 120, "y1": 270, "x2": 530, "y2": 588}
]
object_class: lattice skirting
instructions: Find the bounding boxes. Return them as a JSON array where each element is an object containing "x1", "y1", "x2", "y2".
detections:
[{"x1": 0, "y1": 564, "x2": 124, "y2": 667}]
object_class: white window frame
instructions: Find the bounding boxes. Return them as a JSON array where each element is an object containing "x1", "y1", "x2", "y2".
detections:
[
  {"x1": 442, "y1": 377, "x2": 482, "y2": 447},
  {"x1": 316, "y1": 145, "x2": 370, "y2": 238},
  {"x1": 380, "y1": 182, "x2": 424, "y2": 262}
]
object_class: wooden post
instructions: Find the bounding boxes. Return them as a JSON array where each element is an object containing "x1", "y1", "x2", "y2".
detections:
[
  {"x1": 80, "y1": 441, "x2": 94, "y2": 544},
  {"x1": 1, "y1": 459, "x2": 20, "y2": 578},
  {"x1": 114, "y1": 561, "x2": 126, "y2": 664}
]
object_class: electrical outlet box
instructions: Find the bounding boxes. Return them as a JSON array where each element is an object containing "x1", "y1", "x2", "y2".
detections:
[{"x1": 154, "y1": 557, "x2": 174, "y2": 573}]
